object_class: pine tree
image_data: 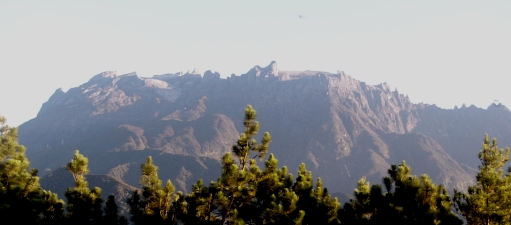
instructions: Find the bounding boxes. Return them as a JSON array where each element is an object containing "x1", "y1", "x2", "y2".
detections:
[
  {"x1": 312, "y1": 178, "x2": 341, "y2": 224},
  {"x1": 104, "y1": 194, "x2": 119, "y2": 225},
  {"x1": 127, "y1": 190, "x2": 144, "y2": 225},
  {"x1": 342, "y1": 161, "x2": 461, "y2": 225},
  {"x1": 454, "y1": 134, "x2": 511, "y2": 225},
  {"x1": 40, "y1": 189, "x2": 65, "y2": 224},
  {"x1": 292, "y1": 164, "x2": 340, "y2": 225},
  {"x1": 172, "y1": 190, "x2": 188, "y2": 224},
  {"x1": 385, "y1": 162, "x2": 460, "y2": 224},
  {"x1": 0, "y1": 116, "x2": 64, "y2": 224},
  {"x1": 127, "y1": 156, "x2": 178, "y2": 224},
  {"x1": 194, "y1": 105, "x2": 342, "y2": 225},
  {"x1": 118, "y1": 215, "x2": 129, "y2": 225},
  {"x1": 182, "y1": 179, "x2": 216, "y2": 224},
  {"x1": 255, "y1": 154, "x2": 304, "y2": 225},
  {"x1": 231, "y1": 104, "x2": 271, "y2": 171},
  {"x1": 183, "y1": 105, "x2": 341, "y2": 224},
  {"x1": 64, "y1": 150, "x2": 103, "y2": 225},
  {"x1": 340, "y1": 177, "x2": 373, "y2": 224},
  {"x1": 205, "y1": 105, "x2": 272, "y2": 224}
]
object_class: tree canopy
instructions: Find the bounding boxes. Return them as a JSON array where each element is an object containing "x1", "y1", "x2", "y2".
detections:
[
  {"x1": 454, "y1": 134, "x2": 511, "y2": 225},
  {"x1": 0, "y1": 116, "x2": 64, "y2": 224}
]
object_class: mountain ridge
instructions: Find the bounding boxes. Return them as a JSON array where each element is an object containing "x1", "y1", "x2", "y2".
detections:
[{"x1": 19, "y1": 61, "x2": 511, "y2": 196}]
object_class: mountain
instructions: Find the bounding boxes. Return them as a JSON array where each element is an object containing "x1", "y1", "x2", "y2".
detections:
[{"x1": 18, "y1": 61, "x2": 511, "y2": 196}]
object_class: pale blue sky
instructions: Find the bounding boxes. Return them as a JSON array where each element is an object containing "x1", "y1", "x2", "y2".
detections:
[{"x1": 1, "y1": 0, "x2": 510, "y2": 126}]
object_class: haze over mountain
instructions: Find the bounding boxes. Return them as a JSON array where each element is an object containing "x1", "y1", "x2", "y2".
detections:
[{"x1": 18, "y1": 62, "x2": 511, "y2": 197}]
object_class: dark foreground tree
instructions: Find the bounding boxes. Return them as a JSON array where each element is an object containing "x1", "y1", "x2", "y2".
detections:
[
  {"x1": 127, "y1": 156, "x2": 182, "y2": 225},
  {"x1": 341, "y1": 161, "x2": 462, "y2": 225},
  {"x1": 292, "y1": 163, "x2": 340, "y2": 225},
  {"x1": 0, "y1": 116, "x2": 64, "y2": 224},
  {"x1": 454, "y1": 134, "x2": 511, "y2": 225},
  {"x1": 64, "y1": 150, "x2": 103, "y2": 225},
  {"x1": 253, "y1": 154, "x2": 303, "y2": 225},
  {"x1": 194, "y1": 104, "x2": 273, "y2": 224},
  {"x1": 104, "y1": 194, "x2": 120, "y2": 224}
]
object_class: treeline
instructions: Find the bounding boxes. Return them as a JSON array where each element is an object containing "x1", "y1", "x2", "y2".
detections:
[{"x1": 2, "y1": 106, "x2": 511, "y2": 225}]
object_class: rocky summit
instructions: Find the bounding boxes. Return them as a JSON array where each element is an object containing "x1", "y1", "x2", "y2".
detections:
[{"x1": 18, "y1": 61, "x2": 511, "y2": 197}]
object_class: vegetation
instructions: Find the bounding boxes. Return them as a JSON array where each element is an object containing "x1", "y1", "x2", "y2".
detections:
[
  {"x1": 63, "y1": 150, "x2": 104, "y2": 224},
  {"x1": 341, "y1": 161, "x2": 461, "y2": 224},
  {"x1": 1, "y1": 107, "x2": 511, "y2": 224},
  {"x1": 453, "y1": 134, "x2": 511, "y2": 225},
  {"x1": 0, "y1": 116, "x2": 64, "y2": 224},
  {"x1": 127, "y1": 156, "x2": 183, "y2": 224}
]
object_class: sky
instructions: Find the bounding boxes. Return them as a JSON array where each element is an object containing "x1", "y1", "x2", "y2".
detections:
[{"x1": 1, "y1": 0, "x2": 510, "y2": 127}]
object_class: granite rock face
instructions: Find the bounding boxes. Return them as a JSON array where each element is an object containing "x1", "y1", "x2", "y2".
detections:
[{"x1": 19, "y1": 61, "x2": 511, "y2": 195}]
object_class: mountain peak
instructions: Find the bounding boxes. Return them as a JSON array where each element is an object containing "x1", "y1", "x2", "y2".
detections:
[
  {"x1": 122, "y1": 72, "x2": 138, "y2": 77},
  {"x1": 37, "y1": 88, "x2": 67, "y2": 116},
  {"x1": 268, "y1": 60, "x2": 278, "y2": 75},
  {"x1": 244, "y1": 61, "x2": 278, "y2": 78},
  {"x1": 488, "y1": 103, "x2": 510, "y2": 112},
  {"x1": 89, "y1": 71, "x2": 117, "y2": 82},
  {"x1": 190, "y1": 68, "x2": 201, "y2": 75}
]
